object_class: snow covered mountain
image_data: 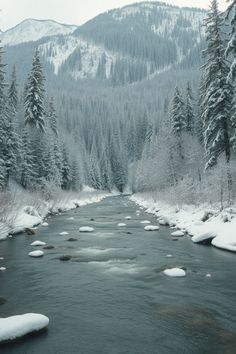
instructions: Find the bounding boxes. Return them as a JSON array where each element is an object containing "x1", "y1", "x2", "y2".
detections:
[
  {"x1": 3, "y1": 2, "x2": 207, "y2": 85},
  {"x1": 0, "y1": 19, "x2": 77, "y2": 46}
]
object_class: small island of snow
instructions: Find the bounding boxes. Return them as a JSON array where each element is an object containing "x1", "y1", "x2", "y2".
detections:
[{"x1": 0, "y1": 313, "x2": 49, "y2": 343}]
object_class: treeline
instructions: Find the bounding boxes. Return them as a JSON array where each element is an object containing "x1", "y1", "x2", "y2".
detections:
[
  {"x1": 134, "y1": 0, "x2": 236, "y2": 206},
  {"x1": 0, "y1": 48, "x2": 81, "y2": 196}
]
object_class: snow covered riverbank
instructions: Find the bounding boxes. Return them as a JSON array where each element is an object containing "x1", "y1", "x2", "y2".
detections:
[
  {"x1": 130, "y1": 193, "x2": 236, "y2": 253},
  {"x1": 0, "y1": 187, "x2": 111, "y2": 241}
]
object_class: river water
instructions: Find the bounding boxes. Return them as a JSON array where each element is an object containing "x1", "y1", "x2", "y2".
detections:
[{"x1": 0, "y1": 196, "x2": 236, "y2": 354}]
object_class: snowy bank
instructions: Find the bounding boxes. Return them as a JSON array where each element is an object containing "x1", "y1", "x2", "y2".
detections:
[
  {"x1": 0, "y1": 187, "x2": 112, "y2": 241},
  {"x1": 0, "y1": 314, "x2": 49, "y2": 343},
  {"x1": 130, "y1": 193, "x2": 236, "y2": 253}
]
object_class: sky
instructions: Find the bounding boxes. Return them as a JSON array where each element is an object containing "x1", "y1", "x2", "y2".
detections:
[{"x1": 0, "y1": 0, "x2": 229, "y2": 31}]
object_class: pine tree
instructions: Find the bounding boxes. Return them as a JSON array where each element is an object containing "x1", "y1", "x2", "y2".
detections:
[
  {"x1": 61, "y1": 145, "x2": 72, "y2": 190},
  {"x1": 201, "y1": 0, "x2": 233, "y2": 169},
  {"x1": 48, "y1": 97, "x2": 58, "y2": 137},
  {"x1": 20, "y1": 128, "x2": 36, "y2": 189},
  {"x1": 225, "y1": 0, "x2": 236, "y2": 81},
  {"x1": 0, "y1": 45, "x2": 7, "y2": 188},
  {"x1": 24, "y1": 49, "x2": 45, "y2": 132},
  {"x1": 170, "y1": 86, "x2": 185, "y2": 135},
  {"x1": 185, "y1": 82, "x2": 195, "y2": 134},
  {"x1": 8, "y1": 66, "x2": 18, "y2": 114}
]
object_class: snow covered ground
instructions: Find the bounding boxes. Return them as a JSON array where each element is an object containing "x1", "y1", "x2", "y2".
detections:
[
  {"x1": 0, "y1": 187, "x2": 112, "y2": 241},
  {"x1": 0, "y1": 314, "x2": 49, "y2": 343},
  {"x1": 130, "y1": 193, "x2": 236, "y2": 253}
]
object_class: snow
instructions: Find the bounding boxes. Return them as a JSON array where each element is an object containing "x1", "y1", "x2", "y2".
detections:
[
  {"x1": 0, "y1": 314, "x2": 49, "y2": 343},
  {"x1": 192, "y1": 231, "x2": 216, "y2": 244},
  {"x1": 79, "y1": 226, "x2": 94, "y2": 233},
  {"x1": 118, "y1": 223, "x2": 126, "y2": 227},
  {"x1": 42, "y1": 222, "x2": 48, "y2": 226},
  {"x1": 67, "y1": 217, "x2": 74, "y2": 220},
  {"x1": 11, "y1": 207, "x2": 42, "y2": 235},
  {"x1": 60, "y1": 232, "x2": 69, "y2": 235},
  {"x1": 144, "y1": 225, "x2": 159, "y2": 231},
  {"x1": 131, "y1": 193, "x2": 236, "y2": 253},
  {"x1": 30, "y1": 241, "x2": 46, "y2": 246},
  {"x1": 163, "y1": 268, "x2": 186, "y2": 277},
  {"x1": 0, "y1": 19, "x2": 77, "y2": 46},
  {"x1": 40, "y1": 35, "x2": 116, "y2": 79},
  {"x1": 0, "y1": 189, "x2": 110, "y2": 243},
  {"x1": 28, "y1": 250, "x2": 44, "y2": 258},
  {"x1": 206, "y1": 273, "x2": 212, "y2": 278},
  {"x1": 0, "y1": 267, "x2": 6, "y2": 271},
  {"x1": 140, "y1": 220, "x2": 151, "y2": 224},
  {"x1": 171, "y1": 230, "x2": 185, "y2": 237},
  {"x1": 166, "y1": 254, "x2": 173, "y2": 258}
]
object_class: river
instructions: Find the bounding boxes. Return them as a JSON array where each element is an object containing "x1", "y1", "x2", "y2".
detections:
[{"x1": 0, "y1": 196, "x2": 236, "y2": 354}]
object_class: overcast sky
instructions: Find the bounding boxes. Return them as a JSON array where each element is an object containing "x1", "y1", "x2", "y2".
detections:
[{"x1": 0, "y1": 0, "x2": 228, "y2": 31}]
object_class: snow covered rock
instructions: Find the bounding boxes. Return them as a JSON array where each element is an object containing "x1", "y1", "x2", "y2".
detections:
[
  {"x1": 118, "y1": 223, "x2": 126, "y2": 227},
  {"x1": 206, "y1": 273, "x2": 212, "y2": 278},
  {"x1": 42, "y1": 222, "x2": 48, "y2": 227},
  {"x1": 171, "y1": 230, "x2": 185, "y2": 237},
  {"x1": 79, "y1": 226, "x2": 94, "y2": 233},
  {"x1": 60, "y1": 232, "x2": 69, "y2": 235},
  {"x1": 144, "y1": 225, "x2": 159, "y2": 231},
  {"x1": 192, "y1": 231, "x2": 216, "y2": 244},
  {"x1": 30, "y1": 241, "x2": 46, "y2": 246},
  {"x1": 166, "y1": 254, "x2": 173, "y2": 258},
  {"x1": 140, "y1": 220, "x2": 151, "y2": 224},
  {"x1": 67, "y1": 217, "x2": 74, "y2": 220},
  {"x1": 28, "y1": 250, "x2": 44, "y2": 258},
  {"x1": 163, "y1": 268, "x2": 186, "y2": 277},
  {"x1": 158, "y1": 219, "x2": 169, "y2": 226},
  {"x1": 0, "y1": 313, "x2": 49, "y2": 343},
  {"x1": 125, "y1": 216, "x2": 131, "y2": 220},
  {"x1": 0, "y1": 267, "x2": 6, "y2": 271}
]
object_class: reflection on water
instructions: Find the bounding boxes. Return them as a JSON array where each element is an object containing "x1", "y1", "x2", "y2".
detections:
[{"x1": 0, "y1": 196, "x2": 236, "y2": 354}]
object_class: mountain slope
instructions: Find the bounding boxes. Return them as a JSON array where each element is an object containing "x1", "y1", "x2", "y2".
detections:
[
  {"x1": 3, "y1": 2, "x2": 207, "y2": 86},
  {"x1": 0, "y1": 19, "x2": 77, "y2": 46}
]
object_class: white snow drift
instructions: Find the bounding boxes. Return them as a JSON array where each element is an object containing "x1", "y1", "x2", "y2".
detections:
[
  {"x1": 30, "y1": 241, "x2": 46, "y2": 246},
  {"x1": 131, "y1": 193, "x2": 236, "y2": 253},
  {"x1": 171, "y1": 230, "x2": 185, "y2": 237},
  {"x1": 163, "y1": 268, "x2": 186, "y2": 277},
  {"x1": 28, "y1": 250, "x2": 44, "y2": 258},
  {"x1": 0, "y1": 313, "x2": 49, "y2": 343},
  {"x1": 144, "y1": 225, "x2": 159, "y2": 231},
  {"x1": 79, "y1": 226, "x2": 94, "y2": 233}
]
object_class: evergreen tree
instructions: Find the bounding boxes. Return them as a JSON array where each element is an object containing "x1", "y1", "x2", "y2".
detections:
[
  {"x1": 48, "y1": 97, "x2": 58, "y2": 137},
  {"x1": 225, "y1": 0, "x2": 236, "y2": 81},
  {"x1": 61, "y1": 145, "x2": 72, "y2": 190},
  {"x1": 185, "y1": 82, "x2": 195, "y2": 134},
  {"x1": 201, "y1": 0, "x2": 233, "y2": 168},
  {"x1": 24, "y1": 49, "x2": 45, "y2": 132},
  {"x1": 20, "y1": 128, "x2": 36, "y2": 189},
  {"x1": 170, "y1": 86, "x2": 185, "y2": 135},
  {"x1": 8, "y1": 66, "x2": 18, "y2": 114}
]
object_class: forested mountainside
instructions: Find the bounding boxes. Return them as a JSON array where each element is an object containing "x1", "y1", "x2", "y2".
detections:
[
  {"x1": 1, "y1": 0, "x2": 235, "y2": 210},
  {"x1": 2, "y1": 2, "x2": 206, "y2": 85}
]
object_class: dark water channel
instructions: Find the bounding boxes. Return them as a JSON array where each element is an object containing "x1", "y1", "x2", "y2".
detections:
[{"x1": 0, "y1": 196, "x2": 236, "y2": 354}]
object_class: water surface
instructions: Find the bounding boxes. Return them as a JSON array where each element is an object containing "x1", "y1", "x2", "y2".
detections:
[{"x1": 0, "y1": 196, "x2": 236, "y2": 354}]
